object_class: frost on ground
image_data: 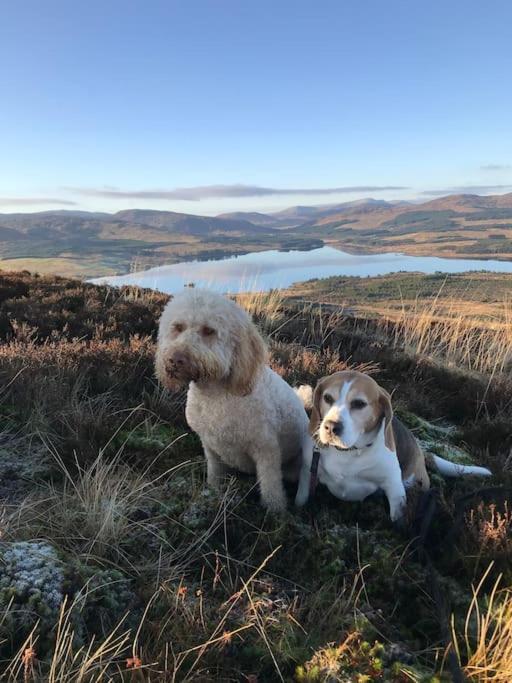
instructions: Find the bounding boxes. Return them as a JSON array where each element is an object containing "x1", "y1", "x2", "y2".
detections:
[{"x1": 0, "y1": 542, "x2": 63, "y2": 646}]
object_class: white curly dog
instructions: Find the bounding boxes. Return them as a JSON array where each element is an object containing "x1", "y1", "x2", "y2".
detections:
[{"x1": 155, "y1": 288, "x2": 309, "y2": 511}]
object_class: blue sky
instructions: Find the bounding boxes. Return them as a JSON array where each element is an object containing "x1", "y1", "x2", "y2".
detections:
[{"x1": 1, "y1": 0, "x2": 511, "y2": 215}]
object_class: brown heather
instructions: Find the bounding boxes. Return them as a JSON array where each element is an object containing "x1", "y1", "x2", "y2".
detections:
[{"x1": 0, "y1": 270, "x2": 511, "y2": 681}]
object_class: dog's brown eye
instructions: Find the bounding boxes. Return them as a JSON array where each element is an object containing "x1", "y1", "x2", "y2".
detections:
[
  {"x1": 201, "y1": 326, "x2": 216, "y2": 337},
  {"x1": 351, "y1": 399, "x2": 367, "y2": 410},
  {"x1": 323, "y1": 393, "x2": 334, "y2": 405},
  {"x1": 173, "y1": 322, "x2": 186, "y2": 334}
]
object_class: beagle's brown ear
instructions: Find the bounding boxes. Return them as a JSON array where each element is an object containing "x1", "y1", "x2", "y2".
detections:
[
  {"x1": 309, "y1": 376, "x2": 329, "y2": 436},
  {"x1": 378, "y1": 386, "x2": 395, "y2": 450},
  {"x1": 226, "y1": 318, "x2": 267, "y2": 396}
]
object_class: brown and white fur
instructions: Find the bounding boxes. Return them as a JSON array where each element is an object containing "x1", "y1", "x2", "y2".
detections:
[
  {"x1": 295, "y1": 371, "x2": 491, "y2": 521},
  {"x1": 155, "y1": 288, "x2": 310, "y2": 512}
]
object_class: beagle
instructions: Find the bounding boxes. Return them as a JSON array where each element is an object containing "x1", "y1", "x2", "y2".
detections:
[{"x1": 295, "y1": 371, "x2": 492, "y2": 521}]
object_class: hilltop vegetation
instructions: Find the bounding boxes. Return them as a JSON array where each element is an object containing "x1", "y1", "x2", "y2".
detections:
[
  {"x1": 288, "y1": 271, "x2": 512, "y2": 317},
  {"x1": 1, "y1": 192, "x2": 512, "y2": 278},
  {"x1": 289, "y1": 271, "x2": 512, "y2": 377},
  {"x1": 0, "y1": 270, "x2": 511, "y2": 680}
]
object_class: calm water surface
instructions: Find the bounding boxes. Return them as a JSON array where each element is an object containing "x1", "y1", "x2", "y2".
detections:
[{"x1": 92, "y1": 247, "x2": 512, "y2": 294}]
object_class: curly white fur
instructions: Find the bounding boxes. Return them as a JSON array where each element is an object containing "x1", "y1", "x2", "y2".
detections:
[
  {"x1": 155, "y1": 288, "x2": 309, "y2": 511},
  {"x1": 295, "y1": 384, "x2": 313, "y2": 411}
]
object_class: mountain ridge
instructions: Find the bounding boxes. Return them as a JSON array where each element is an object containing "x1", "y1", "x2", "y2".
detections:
[{"x1": 1, "y1": 191, "x2": 512, "y2": 277}]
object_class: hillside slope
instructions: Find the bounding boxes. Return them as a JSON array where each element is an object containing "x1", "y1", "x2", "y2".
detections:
[
  {"x1": 0, "y1": 209, "x2": 289, "y2": 277},
  {"x1": 299, "y1": 192, "x2": 512, "y2": 259},
  {"x1": 1, "y1": 192, "x2": 512, "y2": 277}
]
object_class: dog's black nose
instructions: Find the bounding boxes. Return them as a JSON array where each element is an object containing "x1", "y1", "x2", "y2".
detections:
[
  {"x1": 169, "y1": 351, "x2": 187, "y2": 368},
  {"x1": 324, "y1": 420, "x2": 342, "y2": 436}
]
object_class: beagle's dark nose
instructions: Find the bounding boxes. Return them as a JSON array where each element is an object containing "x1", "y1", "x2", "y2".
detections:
[{"x1": 324, "y1": 419, "x2": 342, "y2": 436}]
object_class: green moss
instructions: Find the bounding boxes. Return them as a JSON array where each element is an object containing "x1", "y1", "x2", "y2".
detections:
[
  {"x1": 294, "y1": 632, "x2": 438, "y2": 682},
  {"x1": 396, "y1": 408, "x2": 480, "y2": 467},
  {"x1": 112, "y1": 422, "x2": 203, "y2": 469},
  {"x1": 421, "y1": 440, "x2": 475, "y2": 466},
  {"x1": 66, "y1": 563, "x2": 139, "y2": 643},
  {"x1": 396, "y1": 409, "x2": 453, "y2": 440}
]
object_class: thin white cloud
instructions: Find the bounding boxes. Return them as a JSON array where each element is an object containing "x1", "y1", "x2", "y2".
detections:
[
  {"x1": 0, "y1": 197, "x2": 77, "y2": 207},
  {"x1": 69, "y1": 183, "x2": 409, "y2": 201},
  {"x1": 421, "y1": 184, "x2": 512, "y2": 197},
  {"x1": 480, "y1": 164, "x2": 512, "y2": 171}
]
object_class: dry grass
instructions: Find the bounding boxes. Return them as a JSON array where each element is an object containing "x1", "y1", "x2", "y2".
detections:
[
  {"x1": 235, "y1": 288, "x2": 288, "y2": 336},
  {"x1": 4, "y1": 600, "x2": 132, "y2": 683},
  {"x1": 288, "y1": 273, "x2": 512, "y2": 377},
  {"x1": 382, "y1": 293, "x2": 512, "y2": 375},
  {"x1": 453, "y1": 565, "x2": 512, "y2": 682},
  {"x1": 1, "y1": 508, "x2": 366, "y2": 683},
  {"x1": 465, "y1": 503, "x2": 512, "y2": 559}
]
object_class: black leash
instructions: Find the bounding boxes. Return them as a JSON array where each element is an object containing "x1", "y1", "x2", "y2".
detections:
[
  {"x1": 307, "y1": 452, "x2": 511, "y2": 680},
  {"x1": 309, "y1": 449, "x2": 321, "y2": 497},
  {"x1": 411, "y1": 485, "x2": 512, "y2": 682},
  {"x1": 411, "y1": 489, "x2": 467, "y2": 683},
  {"x1": 307, "y1": 455, "x2": 466, "y2": 678}
]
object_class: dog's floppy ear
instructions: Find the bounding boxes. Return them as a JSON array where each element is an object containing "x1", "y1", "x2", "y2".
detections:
[
  {"x1": 378, "y1": 386, "x2": 395, "y2": 450},
  {"x1": 227, "y1": 318, "x2": 267, "y2": 395},
  {"x1": 309, "y1": 376, "x2": 329, "y2": 436}
]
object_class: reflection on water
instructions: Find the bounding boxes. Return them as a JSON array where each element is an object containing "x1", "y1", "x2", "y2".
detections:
[{"x1": 91, "y1": 246, "x2": 512, "y2": 294}]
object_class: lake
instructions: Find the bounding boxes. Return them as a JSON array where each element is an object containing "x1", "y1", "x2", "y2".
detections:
[{"x1": 91, "y1": 246, "x2": 512, "y2": 294}]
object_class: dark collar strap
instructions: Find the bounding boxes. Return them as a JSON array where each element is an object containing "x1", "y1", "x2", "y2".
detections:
[
  {"x1": 309, "y1": 449, "x2": 321, "y2": 496},
  {"x1": 334, "y1": 442, "x2": 373, "y2": 452}
]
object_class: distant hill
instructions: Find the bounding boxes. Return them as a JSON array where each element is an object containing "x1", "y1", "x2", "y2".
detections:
[
  {"x1": 296, "y1": 192, "x2": 512, "y2": 260},
  {"x1": 419, "y1": 192, "x2": 512, "y2": 211},
  {"x1": 304, "y1": 192, "x2": 512, "y2": 229},
  {"x1": 113, "y1": 209, "x2": 275, "y2": 235},
  {"x1": 273, "y1": 198, "x2": 400, "y2": 223},
  {"x1": 0, "y1": 209, "x2": 275, "y2": 238},
  {"x1": 0, "y1": 208, "x2": 294, "y2": 278},
  {"x1": 216, "y1": 211, "x2": 295, "y2": 229},
  {"x1": 1, "y1": 192, "x2": 512, "y2": 278}
]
